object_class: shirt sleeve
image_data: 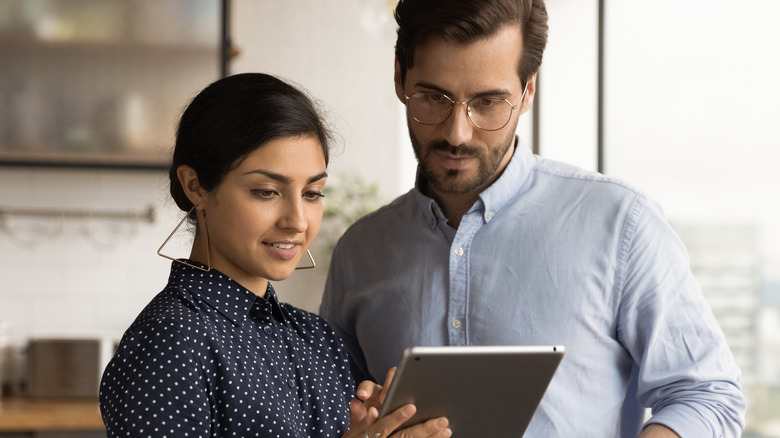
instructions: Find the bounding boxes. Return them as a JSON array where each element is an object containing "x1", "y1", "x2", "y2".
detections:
[
  {"x1": 99, "y1": 321, "x2": 211, "y2": 437},
  {"x1": 615, "y1": 196, "x2": 747, "y2": 437}
]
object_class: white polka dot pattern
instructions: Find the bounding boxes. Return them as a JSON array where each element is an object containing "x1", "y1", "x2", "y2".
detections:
[{"x1": 100, "y1": 260, "x2": 354, "y2": 437}]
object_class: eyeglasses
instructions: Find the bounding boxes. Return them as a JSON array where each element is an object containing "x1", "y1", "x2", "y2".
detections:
[{"x1": 403, "y1": 83, "x2": 528, "y2": 131}]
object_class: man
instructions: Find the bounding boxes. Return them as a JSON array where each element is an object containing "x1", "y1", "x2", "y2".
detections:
[{"x1": 320, "y1": 0, "x2": 746, "y2": 436}]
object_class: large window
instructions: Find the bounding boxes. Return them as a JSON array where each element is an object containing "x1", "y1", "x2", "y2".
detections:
[{"x1": 541, "y1": 1, "x2": 780, "y2": 435}]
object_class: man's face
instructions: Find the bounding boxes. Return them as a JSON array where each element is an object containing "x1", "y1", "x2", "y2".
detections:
[{"x1": 395, "y1": 25, "x2": 535, "y2": 197}]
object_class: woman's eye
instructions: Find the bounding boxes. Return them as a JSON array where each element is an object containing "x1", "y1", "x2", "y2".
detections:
[
  {"x1": 304, "y1": 191, "x2": 325, "y2": 201},
  {"x1": 253, "y1": 189, "x2": 278, "y2": 199}
]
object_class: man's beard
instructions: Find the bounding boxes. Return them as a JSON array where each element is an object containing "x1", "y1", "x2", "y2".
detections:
[{"x1": 410, "y1": 125, "x2": 515, "y2": 196}]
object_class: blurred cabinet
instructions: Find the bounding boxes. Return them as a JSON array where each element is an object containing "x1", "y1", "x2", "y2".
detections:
[{"x1": 0, "y1": 0, "x2": 223, "y2": 168}]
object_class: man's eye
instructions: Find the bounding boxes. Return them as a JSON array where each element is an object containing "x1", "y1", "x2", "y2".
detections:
[
  {"x1": 424, "y1": 93, "x2": 446, "y2": 103},
  {"x1": 475, "y1": 98, "x2": 503, "y2": 108}
]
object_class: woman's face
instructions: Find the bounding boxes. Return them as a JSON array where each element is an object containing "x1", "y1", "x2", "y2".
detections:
[{"x1": 202, "y1": 135, "x2": 327, "y2": 292}]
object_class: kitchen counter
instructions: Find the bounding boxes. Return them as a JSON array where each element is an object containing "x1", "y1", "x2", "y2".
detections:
[{"x1": 0, "y1": 397, "x2": 104, "y2": 432}]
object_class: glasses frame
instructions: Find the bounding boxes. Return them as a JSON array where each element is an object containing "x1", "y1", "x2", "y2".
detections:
[{"x1": 404, "y1": 82, "x2": 529, "y2": 131}]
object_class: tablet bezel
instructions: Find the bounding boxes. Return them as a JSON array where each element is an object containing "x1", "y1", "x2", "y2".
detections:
[{"x1": 376, "y1": 345, "x2": 565, "y2": 437}]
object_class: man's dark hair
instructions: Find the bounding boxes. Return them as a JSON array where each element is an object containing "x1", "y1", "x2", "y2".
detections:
[{"x1": 394, "y1": 0, "x2": 549, "y2": 86}]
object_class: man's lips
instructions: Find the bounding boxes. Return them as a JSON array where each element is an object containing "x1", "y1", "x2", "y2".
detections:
[{"x1": 433, "y1": 150, "x2": 476, "y2": 170}]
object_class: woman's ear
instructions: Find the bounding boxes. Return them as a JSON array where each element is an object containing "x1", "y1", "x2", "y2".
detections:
[{"x1": 176, "y1": 165, "x2": 207, "y2": 208}]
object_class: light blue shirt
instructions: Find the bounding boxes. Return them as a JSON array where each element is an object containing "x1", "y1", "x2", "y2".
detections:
[{"x1": 320, "y1": 141, "x2": 746, "y2": 437}]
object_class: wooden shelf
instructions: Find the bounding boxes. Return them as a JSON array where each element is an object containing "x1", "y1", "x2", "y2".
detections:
[
  {"x1": 0, "y1": 398, "x2": 104, "y2": 432},
  {"x1": 0, "y1": 33, "x2": 217, "y2": 54}
]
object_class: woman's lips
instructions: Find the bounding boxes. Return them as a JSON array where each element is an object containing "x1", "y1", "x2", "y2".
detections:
[{"x1": 264, "y1": 242, "x2": 299, "y2": 261}]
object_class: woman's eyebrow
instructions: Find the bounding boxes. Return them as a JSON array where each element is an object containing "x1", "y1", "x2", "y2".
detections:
[
  {"x1": 243, "y1": 169, "x2": 328, "y2": 185},
  {"x1": 244, "y1": 169, "x2": 290, "y2": 184},
  {"x1": 307, "y1": 172, "x2": 328, "y2": 184}
]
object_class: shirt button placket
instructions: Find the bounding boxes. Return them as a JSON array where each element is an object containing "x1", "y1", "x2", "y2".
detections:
[{"x1": 450, "y1": 242, "x2": 468, "y2": 345}]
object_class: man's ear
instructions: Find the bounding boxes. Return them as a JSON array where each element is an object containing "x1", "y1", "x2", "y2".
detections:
[
  {"x1": 520, "y1": 73, "x2": 538, "y2": 114},
  {"x1": 394, "y1": 58, "x2": 406, "y2": 104},
  {"x1": 176, "y1": 165, "x2": 207, "y2": 208}
]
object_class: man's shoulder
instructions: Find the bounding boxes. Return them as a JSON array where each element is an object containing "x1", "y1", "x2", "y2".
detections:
[
  {"x1": 348, "y1": 189, "x2": 419, "y2": 229},
  {"x1": 532, "y1": 155, "x2": 645, "y2": 199},
  {"x1": 331, "y1": 189, "x2": 422, "y2": 255}
]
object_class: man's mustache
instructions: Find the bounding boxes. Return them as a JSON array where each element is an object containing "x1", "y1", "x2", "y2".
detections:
[{"x1": 430, "y1": 141, "x2": 482, "y2": 157}]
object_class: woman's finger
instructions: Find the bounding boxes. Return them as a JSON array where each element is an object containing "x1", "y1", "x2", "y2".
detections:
[{"x1": 377, "y1": 367, "x2": 397, "y2": 404}]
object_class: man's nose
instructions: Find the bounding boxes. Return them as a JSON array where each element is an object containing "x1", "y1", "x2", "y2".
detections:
[{"x1": 441, "y1": 101, "x2": 474, "y2": 147}]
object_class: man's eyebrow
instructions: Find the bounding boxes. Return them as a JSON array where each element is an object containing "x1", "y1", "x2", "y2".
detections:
[
  {"x1": 243, "y1": 170, "x2": 328, "y2": 185},
  {"x1": 413, "y1": 81, "x2": 512, "y2": 98},
  {"x1": 413, "y1": 81, "x2": 451, "y2": 95}
]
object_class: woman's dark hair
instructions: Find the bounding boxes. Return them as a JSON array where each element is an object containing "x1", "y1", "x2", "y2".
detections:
[
  {"x1": 169, "y1": 73, "x2": 333, "y2": 215},
  {"x1": 394, "y1": 0, "x2": 548, "y2": 87}
]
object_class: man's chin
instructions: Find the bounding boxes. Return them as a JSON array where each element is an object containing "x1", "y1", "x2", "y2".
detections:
[{"x1": 428, "y1": 171, "x2": 484, "y2": 196}]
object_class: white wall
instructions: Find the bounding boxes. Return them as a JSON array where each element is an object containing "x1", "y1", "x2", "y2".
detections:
[{"x1": 538, "y1": 0, "x2": 599, "y2": 171}]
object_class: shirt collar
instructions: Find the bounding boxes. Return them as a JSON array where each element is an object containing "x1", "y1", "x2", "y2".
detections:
[
  {"x1": 413, "y1": 137, "x2": 536, "y2": 227},
  {"x1": 168, "y1": 260, "x2": 289, "y2": 326},
  {"x1": 478, "y1": 137, "x2": 535, "y2": 217}
]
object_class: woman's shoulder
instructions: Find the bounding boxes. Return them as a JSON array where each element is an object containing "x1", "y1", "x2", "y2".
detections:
[
  {"x1": 122, "y1": 286, "x2": 207, "y2": 340},
  {"x1": 279, "y1": 302, "x2": 345, "y2": 343}
]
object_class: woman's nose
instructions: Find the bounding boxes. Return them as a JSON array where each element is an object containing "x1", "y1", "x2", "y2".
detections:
[{"x1": 278, "y1": 200, "x2": 307, "y2": 232}]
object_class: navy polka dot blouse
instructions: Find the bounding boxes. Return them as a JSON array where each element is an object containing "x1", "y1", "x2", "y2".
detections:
[{"x1": 100, "y1": 260, "x2": 354, "y2": 437}]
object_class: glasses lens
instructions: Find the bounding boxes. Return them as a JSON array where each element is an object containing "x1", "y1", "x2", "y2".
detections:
[
  {"x1": 407, "y1": 93, "x2": 452, "y2": 125},
  {"x1": 468, "y1": 98, "x2": 513, "y2": 131}
]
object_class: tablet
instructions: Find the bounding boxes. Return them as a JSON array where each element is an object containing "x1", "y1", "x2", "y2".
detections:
[{"x1": 377, "y1": 345, "x2": 564, "y2": 437}]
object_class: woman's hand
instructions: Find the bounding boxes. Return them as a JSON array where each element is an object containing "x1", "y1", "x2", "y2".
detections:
[
  {"x1": 356, "y1": 366, "x2": 396, "y2": 411},
  {"x1": 344, "y1": 368, "x2": 451, "y2": 438}
]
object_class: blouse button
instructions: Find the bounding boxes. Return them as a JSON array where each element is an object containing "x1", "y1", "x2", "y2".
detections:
[
  {"x1": 287, "y1": 378, "x2": 296, "y2": 388},
  {"x1": 263, "y1": 326, "x2": 273, "y2": 335},
  {"x1": 454, "y1": 247, "x2": 464, "y2": 257},
  {"x1": 452, "y1": 319, "x2": 462, "y2": 329}
]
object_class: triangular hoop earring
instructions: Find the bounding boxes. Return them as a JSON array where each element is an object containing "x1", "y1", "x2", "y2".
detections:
[
  {"x1": 157, "y1": 206, "x2": 211, "y2": 272},
  {"x1": 295, "y1": 249, "x2": 316, "y2": 270}
]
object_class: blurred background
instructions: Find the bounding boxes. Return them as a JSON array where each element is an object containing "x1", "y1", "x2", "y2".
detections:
[{"x1": 0, "y1": 0, "x2": 777, "y2": 436}]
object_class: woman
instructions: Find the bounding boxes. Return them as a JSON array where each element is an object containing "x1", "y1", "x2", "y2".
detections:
[{"x1": 99, "y1": 73, "x2": 450, "y2": 438}]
